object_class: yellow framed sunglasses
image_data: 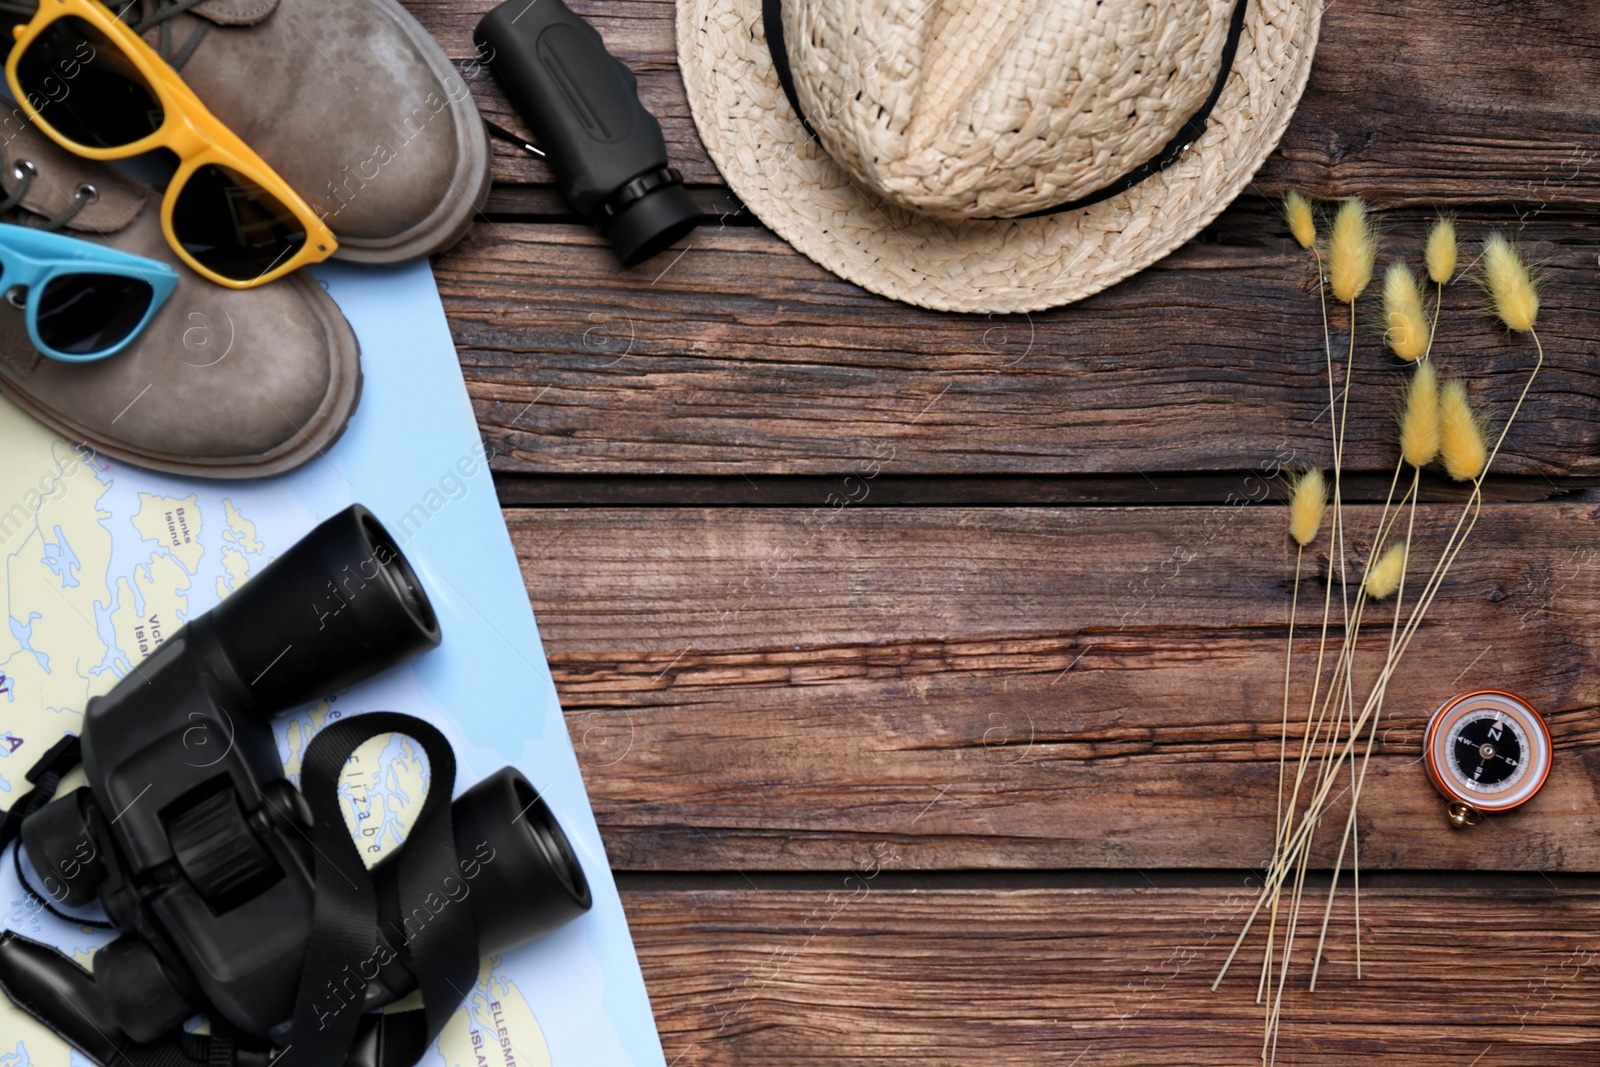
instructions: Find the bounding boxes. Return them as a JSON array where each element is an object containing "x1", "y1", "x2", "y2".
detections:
[{"x1": 6, "y1": 0, "x2": 337, "y2": 288}]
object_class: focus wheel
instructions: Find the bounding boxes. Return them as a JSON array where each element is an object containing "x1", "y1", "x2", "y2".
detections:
[{"x1": 167, "y1": 788, "x2": 280, "y2": 910}]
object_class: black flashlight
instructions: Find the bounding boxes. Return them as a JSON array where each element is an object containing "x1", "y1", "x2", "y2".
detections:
[{"x1": 476, "y1": 0, "x2": 702, "y2": 266}]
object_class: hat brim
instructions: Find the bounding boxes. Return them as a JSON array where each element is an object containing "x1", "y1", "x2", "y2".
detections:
[{"x1": 678, "y1": 0, "x2": 1324, "y2": 314}]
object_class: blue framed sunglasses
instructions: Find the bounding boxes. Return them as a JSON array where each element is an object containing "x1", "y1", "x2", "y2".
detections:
[{"x1": 0, "y1": 222, "x2": 178, "y2": 363}]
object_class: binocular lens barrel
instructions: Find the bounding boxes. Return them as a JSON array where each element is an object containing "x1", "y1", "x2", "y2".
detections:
[
  {"x1": 458, "y1": 769, "x2": 592, "y2": 954},
  {"x1": 20, "y1": 787, "x2": 106, "y2": 910},
  {"x1": 206, "y1": 506, "x2": 440, "y2": 714},
  {"x1": 378, "y1": 768, "x2": 592, "y2": 960}
]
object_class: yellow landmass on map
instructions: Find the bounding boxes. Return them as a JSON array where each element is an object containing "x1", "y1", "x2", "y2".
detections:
[
  {"x1": 223, "y1": 497, "x2": 264, "y2": 555},
  {"x1": 108, "y1": 553, "x2": 191, "y2": 668},
  {"x1": 0, "y1": 408, "x2": 113, "y2": 749},
  {"x1": 280, "y1": 699, "x2": 339, "y2": 780},
  {"x1": 132, "y1": 492, "x2": 204, "y2": 575},
  {"x1": 437, "y1": 957, "x2": 554, "y2": 1067},
  {"x1": 0, "y1": 398, "x2": 108, "y2": 1067},
  {"x1": 217, "y1": 544, "x2": 251, "y2": 600},
  {"x1": 2, "y1": 1003, "x2": 77, "y2": 1067},
  {"x1": 339, "y1": 733, "x2": 427, "y2": 864}
]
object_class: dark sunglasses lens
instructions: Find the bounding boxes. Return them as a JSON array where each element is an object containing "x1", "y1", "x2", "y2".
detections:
[
  {"x1": 36, "y1": 273, "x2": 155, "y2": 356},
  {"x1": 15, "y1": 17, "x2": 165, "y2": 149},
  {"x1": 172, "y1": 164, "x2": 307, "y2": 282}
]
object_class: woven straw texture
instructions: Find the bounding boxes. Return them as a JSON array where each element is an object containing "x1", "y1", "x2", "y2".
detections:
[
  {"x1": 787, "y1": 0, "x2": 1235, "y2": 219},
  {"x1": 678, "y1": 0, "x2": 1323, "y2": 313}
]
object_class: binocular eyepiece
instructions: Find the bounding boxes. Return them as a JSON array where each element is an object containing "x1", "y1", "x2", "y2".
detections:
[{"x1": 11, "y1": 505, "x2": 591, "y2": 1047}]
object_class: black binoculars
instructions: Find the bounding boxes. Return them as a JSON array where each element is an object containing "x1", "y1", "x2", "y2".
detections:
[
  {"x1": 477, "y1": 0, "x2": 701, "y2": 266},
  {"x1": 0, "y1": 505, "x2": 590, "y2": 1060}
]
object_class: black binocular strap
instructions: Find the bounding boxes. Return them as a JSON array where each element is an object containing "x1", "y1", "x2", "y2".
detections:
[
  {"x1": 280, "y1": 712, "x2": 482, "y2": 1067},
  {"x1": 0, "y1": 718, "x2": 479, "y2": 1067},
  {"x1": 0, "y1": 935, "x2": 442, "y2": 1067},
  {"x1": 2, "y1": 734, "x2": 116, "y2": 931}
]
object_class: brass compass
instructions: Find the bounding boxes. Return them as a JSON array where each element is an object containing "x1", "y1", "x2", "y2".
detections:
[{"x1": 1424, "y1": 690, "x2": 1552, "y2": 828}]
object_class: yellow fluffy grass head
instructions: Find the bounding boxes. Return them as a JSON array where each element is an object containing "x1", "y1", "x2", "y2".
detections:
[
  {"x1": 1479, "y1": 233, "x2": 1540, "y2": 332},
  {"x1": 1439, "y1": 380, "x2": 1488, "y2": 481},
  {"x1": 1287, "y1": 469, "x2": 1327, "y2": 547},
  {"x1": 1329, "y1": 199, "x2": 1378, "y2": 304},
  {"x1": 1363, "y1": 541, "x2": 1408, "y2": 601},
  {"x1": 1382, "y1": 263, "x2": 1429, "y2": 361},
  {"x1": 1399, "y1": 360, "x2": 1441, "y2": 468},
  {"x1": 1285, "y1": 191, "x2": 1317, "y2": 251},
  {"x1": 1426, "y1": 217, "x2": 1457, "y2": 285}
]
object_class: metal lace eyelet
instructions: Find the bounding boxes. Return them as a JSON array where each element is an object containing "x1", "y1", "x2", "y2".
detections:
[
  {"x1": 75, "y1": 183, "x2": 99, "y2": 204},
  {"x1": 6, "y1": 286, "x2": 27, "y2": 310},
  {"x1": 12, "y1": 160, "x2": 36, "y2": 181}
]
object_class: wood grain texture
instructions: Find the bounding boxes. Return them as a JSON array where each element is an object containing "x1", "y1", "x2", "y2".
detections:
[
  {"x1": 489, "y1": 472, "x2": 1600, "y2": 508},
  {"x1": 411, "y1": 0, "x2": 715, "y2": 186},
  {"x1": 443, "y1": 208, "x2": 1600, "y2": 476},
  {"x1": 399, "y1": 0, "x2": 1600, "y2": 1055},
  {"x1": 407, "y1": 0, "x2": 1600, "y2": 205},
  {"x1": 1263, "y1": 0, "x2": 1600, "y2": 207},
  {"x1": 517, "y1": 504, "x2": 1600, "y2": 871},
  {"x1": 625, "y1": 886, "x2": 1600, "y2": 1065}
]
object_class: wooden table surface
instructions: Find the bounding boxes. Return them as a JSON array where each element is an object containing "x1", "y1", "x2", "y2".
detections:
[{"x1": 415, "y1": 1, "x2": 1600, "y2": 1062}]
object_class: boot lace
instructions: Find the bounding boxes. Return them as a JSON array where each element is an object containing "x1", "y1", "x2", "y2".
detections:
[
  {"x1": 125, "y1": 0, "x2": 214, "y2": 72},
  {"x1": 0, "y1": 158, "x2": 97, "y2": 231},
  {"x1": 0, "y1": 0, "x2": 213, "y2": 70}
]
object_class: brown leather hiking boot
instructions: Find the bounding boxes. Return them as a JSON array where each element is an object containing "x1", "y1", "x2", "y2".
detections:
[
  {"x1": 0, "y1": 125, "x2": 361, "y2": 478},
  {"x1": 97, "y1": 0, "x2": 491, "y2": 262}
]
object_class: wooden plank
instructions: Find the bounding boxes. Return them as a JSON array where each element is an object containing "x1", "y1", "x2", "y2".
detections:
[
  {"x1": 412, "y1": 0, "x2": 718, "y2": 187},
  {"x1": 489, "y1": 472, "x2": 1600, "y2": 508},
  {"x1": 1263, "y1": 0, "x2": 1600, "y2": 207},
  {"x1": 624, "y1": 885, "x2": 1600, "y2": 1065},
  {"x1": 407, "y1": 0, "x2": 1600, "y2": 205},
  {"x1": 443, "y1": 207, "x2": 1600, "y2": 476},
  {"x1": 514, "y1": 504, "x2": 1600, "y2": 871},
  {"x1": 482, "y1": 184, "x2": 744, "y2": 221}
]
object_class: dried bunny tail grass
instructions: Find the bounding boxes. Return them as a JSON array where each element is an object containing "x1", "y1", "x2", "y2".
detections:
[
  {"x1": 1382, "y1": 263, "x2": 1429, "y2": 361},
  {"x1": 1363, "y1": 541, "x2": 1407, "y2": 601},
  {"x1": 1288, "y1": 469, "x2": 1328, "y2": 547},
  {"x1": 1399, "y1": 359, "x2": 1441, "y2": 468},
  {"x1": 1285, "y1": 191, "x2": 1318, "y2": 250},
  {"x1": 1480, "y1": 233, "x2": 1540, "y2": 332},
  {"x1": 1439, "y1": 380, "x2": 1488, "y2": 481},
  {"x1": 1329, "y1": 198, "x2": 1378, "y2": 304},
  {"x1": 1425, "y1": 216, "x2": 1458, "y2": 285}
]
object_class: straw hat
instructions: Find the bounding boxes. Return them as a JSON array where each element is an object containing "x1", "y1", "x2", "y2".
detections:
[{"x1": 678, "y1": 0, "x2": 1324, "y2": 313}]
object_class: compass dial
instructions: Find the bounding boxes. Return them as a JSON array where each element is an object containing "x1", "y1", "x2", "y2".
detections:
[
  {"x1": 1445, "y1": 710, "x2": 1526, "y2": 793},
  {"x1": 1425, "y1": 690, "x2": 1551, "y2": 814}
]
